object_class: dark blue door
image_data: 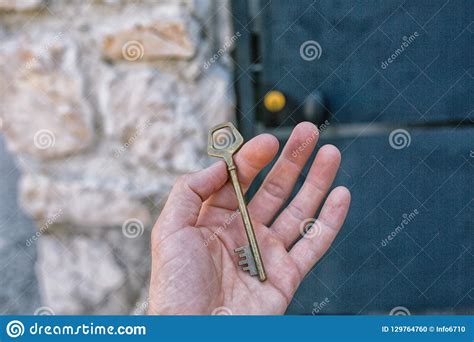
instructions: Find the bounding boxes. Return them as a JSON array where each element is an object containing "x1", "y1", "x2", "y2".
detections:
[{"x1": 233, "y1": 0, "x2": 473, "y2": 314}]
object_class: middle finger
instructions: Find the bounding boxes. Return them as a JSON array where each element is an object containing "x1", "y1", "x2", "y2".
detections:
[{"x1": 248, "y1": 122, "x2": 319, "y2": 226}]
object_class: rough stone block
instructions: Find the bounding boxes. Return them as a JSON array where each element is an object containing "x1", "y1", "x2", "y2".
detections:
[
  {"x1": 102, "y1": 5, "x2": 200, "y2": 61},
  {"x1": 99, "y1": 68, "x2": 207, "y2": 172},
  {"x1": 19, "y1": 174, "x2": 151, "y2": 228},
  {"x1": 36, "y1": 234, "x2": 127, "y2": 314},
  {"x1": 0, "y1": 0, "x2": 236, "y2": 315},
  {"x1": 0, "y1": 0, "x2": 42, "y2": 11},
  {"x1": 0, "y1": 33, "x2": 94, "y2": 159}
]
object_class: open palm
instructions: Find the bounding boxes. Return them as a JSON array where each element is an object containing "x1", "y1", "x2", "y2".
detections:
[{"x1": 149, "y1": 122, "x2": 351, "y2": 315}]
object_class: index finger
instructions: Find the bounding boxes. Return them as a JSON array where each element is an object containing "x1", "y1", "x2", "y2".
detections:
[{"x1": 204, "y1": 133, "x2": 279, "y2": 211}]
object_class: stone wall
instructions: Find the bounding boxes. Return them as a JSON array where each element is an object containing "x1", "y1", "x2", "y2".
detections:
[{"x1": 0, "y1": 0, "x2": 235, "y2": 314}]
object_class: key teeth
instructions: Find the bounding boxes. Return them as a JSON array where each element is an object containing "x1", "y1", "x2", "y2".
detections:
[
  {"x1": 234, "y1": 245, "x2": 258, "y2": 276},
  {"x1": 234, "y1": 246, "x2": 245, "y2": 255}
]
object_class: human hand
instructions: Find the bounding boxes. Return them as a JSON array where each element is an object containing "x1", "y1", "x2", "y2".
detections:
[{"x1": 148, "y1": 122, "x2": 351, "y2": 315}]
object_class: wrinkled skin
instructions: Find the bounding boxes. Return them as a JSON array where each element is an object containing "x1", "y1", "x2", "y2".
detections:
[{"x1": 149, "y1": 122, "x2": 351, "y2": 315}]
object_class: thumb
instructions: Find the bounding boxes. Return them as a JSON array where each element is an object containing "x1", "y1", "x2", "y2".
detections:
[{"x1": 157, "y1": 161, "x2": 228, "y2": 230}]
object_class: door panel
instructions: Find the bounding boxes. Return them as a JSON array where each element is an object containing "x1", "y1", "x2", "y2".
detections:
[
  {"x1": 285, "y1": 127, "x2": 473, "y2": 314},
  {"x1": 261, "y1": 0, "x2": 473, "y2": 125},
  {"x1": 232, "y1": 0, "x2": 473, "y2": 314}
]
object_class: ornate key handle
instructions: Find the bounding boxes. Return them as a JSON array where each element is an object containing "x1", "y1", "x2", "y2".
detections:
[
  {"x1": 208, "y1": 122, "x2": 267, "y2": 282},
  {"x1": 207, "y1": 122, "x2": 244, "y2": 166}
]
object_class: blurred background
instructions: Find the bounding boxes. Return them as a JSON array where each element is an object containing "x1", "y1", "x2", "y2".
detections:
[
  {"x1": 0, "y1": 0, "x2": 472, "y2": 315},
  {"x1": 0, "y1": 0, "x2": 235, "y2": 315}
]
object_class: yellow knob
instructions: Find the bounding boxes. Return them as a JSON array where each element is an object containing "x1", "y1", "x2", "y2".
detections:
[{"x1": 264, "y1": 90, "x2": 286, "y2": 112}]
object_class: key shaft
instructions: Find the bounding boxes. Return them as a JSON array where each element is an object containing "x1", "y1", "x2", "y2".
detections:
[
  {"x1": 207, "y1": 122, "x2": 267, "y2": 282},
  {"x1": 227, "y1": 161, "x2": 266, "y2": 282}
]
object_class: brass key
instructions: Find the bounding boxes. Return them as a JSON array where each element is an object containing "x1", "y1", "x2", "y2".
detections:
[{"x1": 208, "y1": 122, "x2": 267, "y2": 282}]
